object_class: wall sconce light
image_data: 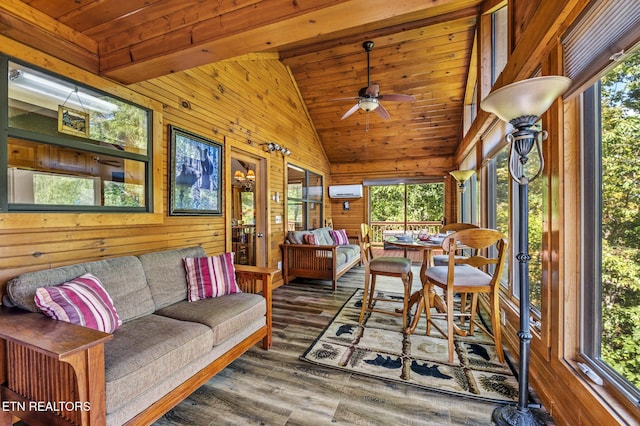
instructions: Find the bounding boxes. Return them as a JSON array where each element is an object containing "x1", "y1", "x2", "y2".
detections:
[
  {"x1": 481, "y1": 75, "x2": 571, "y2": 426},
  {"x1": 234, "y1": 168, "x2": 255, "y2": 191},
  {"x1": 449, "y1": 169, "x2": 475, "y2": 193},
  {"x1": 233, "y1": 170, "x2": 246, "y2": 181},
  {"x1": 265, "y1": 142, "x2": 292, "y2": 156}
]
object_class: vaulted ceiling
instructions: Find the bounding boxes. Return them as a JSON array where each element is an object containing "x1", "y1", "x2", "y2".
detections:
[{"x1": 5, "y1": 0, "x2": 482, "y2": 166}]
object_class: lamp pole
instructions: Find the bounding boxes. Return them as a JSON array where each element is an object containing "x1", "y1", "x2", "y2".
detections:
[
  {"x1": 491, "y1": 117, "x2": 546, "y2": 426},
  {"x1": 480, "y1": 76, "x2": 571, "y2": 426}
]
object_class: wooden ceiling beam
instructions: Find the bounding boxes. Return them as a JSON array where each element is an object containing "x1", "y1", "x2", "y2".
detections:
[{"x1": 99, "y1": 0, "x2": 471, "y2": 84}]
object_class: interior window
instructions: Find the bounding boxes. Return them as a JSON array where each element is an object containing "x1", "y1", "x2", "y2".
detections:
[
  {"x1": 3, "y1": 58, "x2": 151, "y2": 211},
  {"x1": 582, "y1": 49, "x2": 640, "y2": 400},
  {"x1": 287, "y1": 164, "x2": 323, "y2": 230}
]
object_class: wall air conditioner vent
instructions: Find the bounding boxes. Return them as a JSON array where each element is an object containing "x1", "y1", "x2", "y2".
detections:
[{"x1": 328, "y1": 184, "x2": 363, "y2": 199}]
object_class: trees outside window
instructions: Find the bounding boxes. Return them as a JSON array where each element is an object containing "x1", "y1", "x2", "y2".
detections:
[{"x1": 583, "y1": 49, "x2": 640, "y2": 396}]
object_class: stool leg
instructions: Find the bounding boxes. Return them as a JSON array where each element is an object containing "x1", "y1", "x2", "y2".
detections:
[
  {"x1": 359, "y1": 268, "x2": 371, "y2": 323},
  {"x1": 368, "y1": 274, "x2": 377, "y2": 309},
  {"x1": 423, "y1": 282, "x2": 433, "y2": 336}
]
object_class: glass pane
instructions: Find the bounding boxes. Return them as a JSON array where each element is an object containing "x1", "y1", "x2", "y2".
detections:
[
  {"x1": 491, "y1": 6, "x2": 508, "y2": 84},
  {"x1": 529, "y1": 160, "x2": 544, "y2": 311},
  {"x1": 495, "y1": 145, "x2": 510, "y2": 285},
  {"x1": 370, "y1": 185, "x2": 404, "y2": 240},
  {"x1": 406, "y1": 183, "x2": 444, "y2": 226},
  {"x1": 287, "y1": 200, "x2": 304, "y2": 231},
  {"x1": 8, "y1": 61, "x2": 148, "y2": 155},
  {"x1": 287, "y1": 165, "x2": 305, "y2": 199},
  {"x1": 8, "y1": 138, "x2": 146, "y2": 208},
  {"x1": 308, "y1": 201, "x2": 322, "y2": 229},
  {"x1": 306, "y1": 171, "x2": 323, "y2": 202},
  {"x1": 599, "y1": 50, "x2": 640, "y2": 389}
]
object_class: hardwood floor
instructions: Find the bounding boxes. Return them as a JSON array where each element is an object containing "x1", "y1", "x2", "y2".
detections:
[{"x1": 154, "y1": 266, "x2": 546, "y2": 426}]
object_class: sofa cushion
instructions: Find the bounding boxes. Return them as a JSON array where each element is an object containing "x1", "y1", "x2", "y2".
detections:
[
  {"x1": 137, "y1": 246, "x2": 206, "y2": 310},
  {"x1": 83, "y1": 257, "x2": 155, "y2": 322},
  {"x1": 184, "y1": 253, "x2": 241, "y2": 301},
  {"x1": 34, "y1": 273, "x2": 121, "y2": 333},
  {"x1": 286, "y1": 230, "x2": 307, "y2": 244},
  {"x1": 312, "y1": 227, "x2": 334, "y2": 246},
  {"x1": 104, "y1": 314, "x2": 213, "y2": 414},
  {"x1": 7, "y1": 256, "x2": 154, "y2": 323},
  {"x1": 156, "y1": 293, "x2": 266, "y2": 346},
  {"x1": 337, "y1": 244, "x2": 361, "y2": 263}
]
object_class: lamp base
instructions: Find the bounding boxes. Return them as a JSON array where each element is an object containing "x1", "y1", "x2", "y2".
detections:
[{"x1": 491, "y1": 405, "x2": 546, "y2": 426}]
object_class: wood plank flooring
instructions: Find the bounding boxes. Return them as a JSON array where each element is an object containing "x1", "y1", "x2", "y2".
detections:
[{"x1": 154, "y1": 265, "x2": 527, "y2": 426}]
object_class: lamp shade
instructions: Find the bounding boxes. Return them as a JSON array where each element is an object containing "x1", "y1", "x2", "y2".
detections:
[
  {"x1": 449, "y1": 169, "x2": 475, "y2": 183},
  {"x1": 480, "y1": 76, "x2": 571, "y2": 122},
  {"x1": 246, "y1": 169, "x2": 255, "y2": 180},
  {"x1": 234, "y1": 170, "x2": 245, "y2": 181}
]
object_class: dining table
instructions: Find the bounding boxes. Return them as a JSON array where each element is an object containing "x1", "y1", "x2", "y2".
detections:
[{"x1": 384, "y1": 235, "x2": 467, "y2": 336}]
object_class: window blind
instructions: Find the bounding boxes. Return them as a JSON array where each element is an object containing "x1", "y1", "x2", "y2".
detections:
[{"x1": 562, "y1": 0, "x2": 640, "y2": 98}]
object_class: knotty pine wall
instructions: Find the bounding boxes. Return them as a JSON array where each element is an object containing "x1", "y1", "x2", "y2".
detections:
[{"x1": 0, "y1": 38, "x2": 331, "y2": 299}]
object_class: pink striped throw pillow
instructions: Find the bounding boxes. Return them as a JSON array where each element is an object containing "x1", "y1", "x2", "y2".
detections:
[
  {"x1": 34, "y1": 273, "x2": 121, "y2": 333},
  {"x1": 331, "y1": 229, "x2": 349, "y2": 245},
  {"x1": 184, "y1": 253, "x2": 241, "y2": 302}
]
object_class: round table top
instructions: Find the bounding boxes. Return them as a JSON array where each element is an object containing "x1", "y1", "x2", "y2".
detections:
[{"x1": 385, "y1": 236, "x2": 445, "y2": 249}]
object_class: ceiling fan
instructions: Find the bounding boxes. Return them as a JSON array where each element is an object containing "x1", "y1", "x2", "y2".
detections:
[{"x1": 332, "y1": 41, "x2": 415, "y2": 129}]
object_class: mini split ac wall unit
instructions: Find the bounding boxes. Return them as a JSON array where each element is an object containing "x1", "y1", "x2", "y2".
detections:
[{"x1": 328, "y1": 184, "x2": 363, "y2": 199}]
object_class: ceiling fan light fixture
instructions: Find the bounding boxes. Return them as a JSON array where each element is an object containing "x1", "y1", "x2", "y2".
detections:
[{"x1": 359, "y1": 98, "x2": 379, "y2": 112}]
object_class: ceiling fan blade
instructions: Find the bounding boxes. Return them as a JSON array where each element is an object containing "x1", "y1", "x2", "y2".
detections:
[
  {"x1": 330, "y1": 96, "x2": 360, "y2": 101},
  {"x1": 365, "y1": 84, "x2": 380, "y2": 97},
  {"x1": 341, "y1": 103, "x2": 361, "y2": 120},
  {"x1": 379, "y1": 93, "x2": 416, "y2": 102},
  {"x1": 374, "y1": 103, "x2": 390, "y2": 120}
]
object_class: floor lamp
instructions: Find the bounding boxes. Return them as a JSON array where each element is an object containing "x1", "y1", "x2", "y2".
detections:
[{"x1": 480, "y1": 76, "x2": 571, "y2": 426}]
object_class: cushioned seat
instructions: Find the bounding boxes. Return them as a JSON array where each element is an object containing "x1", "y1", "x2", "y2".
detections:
[
  {"x1": 104, "y1": 314, "x2": 213, "y2": 414},
  {"x1": 156, "y1": 293, "x2": 266, "y2": 346},
  {"x1": 370, "y1": 257, "x2": 412, "y2": 274}
]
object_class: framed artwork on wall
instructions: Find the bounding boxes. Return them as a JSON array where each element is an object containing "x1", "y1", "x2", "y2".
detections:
[{"x1": 169, "y1": 125, "x2": 223, "y2": 215}]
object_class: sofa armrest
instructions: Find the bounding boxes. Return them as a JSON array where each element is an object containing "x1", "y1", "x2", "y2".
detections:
[
  {"x1": 0, "y1": 307, "x2": 111, "y2": 425},
  {"x1": 234, "y1": 265, "x2": 276, "y2": 349},
  {"x1": 0, "y1": 308, "x2": 112, "y2": 359}
]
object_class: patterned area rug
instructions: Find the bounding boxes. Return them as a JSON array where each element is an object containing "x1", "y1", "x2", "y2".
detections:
[{"x1": 301, "y1": 289, "x2": 519, "y2": 404}]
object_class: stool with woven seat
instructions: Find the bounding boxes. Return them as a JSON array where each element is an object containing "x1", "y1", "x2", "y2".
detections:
[{"x1": 359, "y1": 223, "x2": 414, "y2": 332}]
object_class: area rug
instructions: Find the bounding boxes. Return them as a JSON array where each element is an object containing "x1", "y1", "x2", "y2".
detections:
[{"x1": 301, "y1": 289, "x2": 519, "y2": 404}]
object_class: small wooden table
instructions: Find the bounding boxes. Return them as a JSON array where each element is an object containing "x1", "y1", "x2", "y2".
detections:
[{"x1": 385, "y1": 236, "x2": 466, "y2": 336}]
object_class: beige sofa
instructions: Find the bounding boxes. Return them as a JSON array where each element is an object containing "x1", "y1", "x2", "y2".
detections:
[
  {"x1": 0, "y1": 246, "x2": 274, "y2": 426},
  {"x1": 280, "y1": 227, "x2": 361, "y2": 290}
]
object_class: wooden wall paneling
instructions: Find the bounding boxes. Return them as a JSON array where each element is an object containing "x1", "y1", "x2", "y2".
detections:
[{"x1": 1, "y1": 39, "x2": 328, "y2": 300}]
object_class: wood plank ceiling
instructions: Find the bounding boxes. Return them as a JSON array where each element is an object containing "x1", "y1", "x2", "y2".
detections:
[{"x1": 6, "y1": 0, "x2": 482, "y2": 167}]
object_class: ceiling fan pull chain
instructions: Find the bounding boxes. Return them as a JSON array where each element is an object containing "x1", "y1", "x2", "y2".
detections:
[{"x1": 365, "y1": 112, "x2": 370, "y2": 132}]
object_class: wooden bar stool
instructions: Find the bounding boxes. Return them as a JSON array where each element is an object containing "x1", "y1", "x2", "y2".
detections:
[
  {"x1": 359, "y1": 224, "x2": 414, "y2": 332},
  {"x1": 422, "y1": 228, "x2": 507, "y2": 363}
]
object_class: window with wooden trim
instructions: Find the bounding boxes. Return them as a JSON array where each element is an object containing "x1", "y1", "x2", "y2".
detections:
[
  {"x1": 581, "y1": 49, "x2": 640, "y2": 403},
  {"x1": 2, "y1": 57, "x2": 152, "y2": 212}
]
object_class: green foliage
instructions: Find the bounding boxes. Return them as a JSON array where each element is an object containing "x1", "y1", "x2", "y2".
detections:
[
  {"x1": 370, "y1": 183, "x2": 444, "y2": 222},
  {"x1": 600, "y1": 50, "x2": 640, "y2": 389}
]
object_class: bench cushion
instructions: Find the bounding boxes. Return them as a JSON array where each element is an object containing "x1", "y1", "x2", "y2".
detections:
[
  {"x1": 137, "y1": 246, "x2": 206, "y2": 310},
  {"x1": 7, "y1": 256, "x2": 154, "y2": 323},
  {"x1": 155, "y1": 293, "x2": 266, "y2": 346},
  {"x1": 104, "y1": 314, "x2": 213, "y2": 414}
]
